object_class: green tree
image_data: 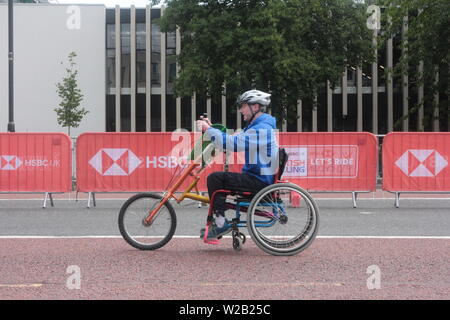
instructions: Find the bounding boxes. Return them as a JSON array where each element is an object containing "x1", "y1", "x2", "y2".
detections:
[
  {"x1": 55, "y1": 52, "x2": 89, "y2": 137},
  {"x1": 155, "y1": 0, "x2": 375, "y2": 122},
  {"x1": 380, "y1": 0, "x2": 449, "y2": 130}
]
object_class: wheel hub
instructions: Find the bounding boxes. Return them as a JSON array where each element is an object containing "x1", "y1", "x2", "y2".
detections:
[
  {"x1": 279, "y1": 215, "x2": 288, "y2": 224},
  {"x1": 142, "y1": 218, "x2": 152, "y2": 227}
]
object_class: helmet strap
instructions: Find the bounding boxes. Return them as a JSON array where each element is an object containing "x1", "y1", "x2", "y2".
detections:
[{"x1": 246, "y1": 104, "x2": 261, "y2": 125}]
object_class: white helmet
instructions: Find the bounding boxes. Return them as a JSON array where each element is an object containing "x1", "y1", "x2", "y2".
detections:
[{"x1": 236, "y1": 89, "x2": 271, "y2": 107}]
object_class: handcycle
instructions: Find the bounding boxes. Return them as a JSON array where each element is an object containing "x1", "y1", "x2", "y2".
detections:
[{"x1": 118, "y1": 124, "x2": 319, "y2": 256}]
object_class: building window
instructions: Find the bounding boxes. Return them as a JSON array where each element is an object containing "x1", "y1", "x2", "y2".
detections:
[
  {"x1": 166, "y1": 95, "x2": 176, "y2": 132},
  {"x1": 121, "y1": 95, "x2": 131, "y2": 132},
  {"x1": 151, "y1": 94, "x2": 161, "y2": 131},
  {"x1": 106, "y1": 24, "x2": 116, "y2": 90},
  {"x1": 151, "y1": 24, "x2": 161, "y2": 86},
  {"x1": 151, "y1": 62, "x2": 159, "y2": 85},
  {"x1": 136, "y1": 23, "x2": 146, "y2": 89},
  {"x1": 106, "y1": 95, "x2": 116, "y2": 132},
  {"x1": 121, "y1": 23, "x2": 131, "y2": 88},
  {"x1": 136, "y1": 93, "x2": 146, "y2": 132}
]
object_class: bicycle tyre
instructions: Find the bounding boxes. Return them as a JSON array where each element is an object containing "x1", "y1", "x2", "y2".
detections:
[
  {"x1": 247, "y1": 183, "x2": 319, "y2": 256},
  {"x1": 118, "y1": 193, "x2": 177, "y2": 250}
]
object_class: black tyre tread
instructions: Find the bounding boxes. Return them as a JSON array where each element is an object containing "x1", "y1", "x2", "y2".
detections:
[{"x1": 118, "y1": 193, "x2": 177, "y2": 250}]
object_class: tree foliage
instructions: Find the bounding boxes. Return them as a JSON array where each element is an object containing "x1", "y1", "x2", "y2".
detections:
[
  {"x1": 55, "y1": 52, "x2": 89, "y2": 136},
  {"x1": 156, "y1": 0, "x2": 374, "y2": 120},
  {"x1": 379, "y1": 0, "x2": 449, "y2": 129}
]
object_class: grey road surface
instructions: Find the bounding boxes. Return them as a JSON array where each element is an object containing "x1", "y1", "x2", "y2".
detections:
[{"x1": 0, "y1": 198, "x2": 449, "y2": 237}]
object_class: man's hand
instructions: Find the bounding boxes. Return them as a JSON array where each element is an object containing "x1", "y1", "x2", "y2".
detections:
[
  {"x1": 200, "y1": 115, "x2": 212, "y2": 126},
  {"x1": 196, "y1": 116, "x2": 212, "y2": 132}
]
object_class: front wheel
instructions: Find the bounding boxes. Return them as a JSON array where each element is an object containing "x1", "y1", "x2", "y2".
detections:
[
  {"x1": 247, "y1": 183, "x2": 319, "y2": 256},
  {"x1": 118, "y1": 193, "x2": 177, "y2": 250}
]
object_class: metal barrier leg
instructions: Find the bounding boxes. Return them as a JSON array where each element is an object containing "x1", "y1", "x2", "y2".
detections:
[
  {"x1": 395, "y1": 192, "x2": 400, "y2": 208},
  {"x1": 197, "y1": 192, "x2": 203, "y2": 208},
  {"x1": 87, "y1": 192, "x2": 97, "y2": 208},
  {"x1": 49, "y1": 193, "x2": 54, "y2": 207},
  {"x1": 87, "y1": 192, "x2": 92, "y2": 208},
  {"x1": 352, "y1": 192, "x2": 357, "y2": 208},
  {"x1": 43, "y1": 193, "x2": 48, "y2": 209},
  {"x1": 42, "y1": 193, "x2": 54, "y2": 209},
  {"x1": 198, "y1": 192, "x2": 203, "y2": 208}
]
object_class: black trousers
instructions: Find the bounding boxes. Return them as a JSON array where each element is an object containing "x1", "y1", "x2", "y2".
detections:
[{"x1": 207, "y1": 171, "x2": 269, "y2": 216}]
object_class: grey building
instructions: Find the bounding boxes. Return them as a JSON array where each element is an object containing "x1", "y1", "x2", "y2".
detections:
[
  {"x1": 0, "y1": 3, "x2": 105, "y2": 136},
  {"x1": 1, "y1": 3, "x2": 446, "y2": 136}
]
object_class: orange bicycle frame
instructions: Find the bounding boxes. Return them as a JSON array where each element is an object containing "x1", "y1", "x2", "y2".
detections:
[{"x1": 144, "y1": 154, "x2": 212, "y2": 225}]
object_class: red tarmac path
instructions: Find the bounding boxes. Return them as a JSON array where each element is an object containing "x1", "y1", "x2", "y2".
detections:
[{"x1": 0, "y1": 237, "x2": 448, "y2": 300}]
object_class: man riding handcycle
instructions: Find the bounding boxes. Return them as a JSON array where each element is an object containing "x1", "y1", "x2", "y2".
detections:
[{"x1": 118, "y1": 90, "x2": 319, "y2": 256}]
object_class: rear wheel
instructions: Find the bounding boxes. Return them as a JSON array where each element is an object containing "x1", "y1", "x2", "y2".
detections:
[
  {"x1": 118, "y1": 193, "x2": 177, "y2": 250},
  {"x1": 247, "y1": 183, "x2": 319, "y2": 256}
]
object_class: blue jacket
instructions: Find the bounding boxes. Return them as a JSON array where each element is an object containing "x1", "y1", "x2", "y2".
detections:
[{"x1": 205, "y1": 113, "x2": 278, "y2": 185}]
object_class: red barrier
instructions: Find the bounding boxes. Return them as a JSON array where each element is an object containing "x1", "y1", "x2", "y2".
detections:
[
  {"x1": 278, "y1": 132, "x2": 378, "y2": 192},
  {"x1": 76, "y1": 132, "x2": 378, "y2": 194},
  {"x1": 76, "y1": 132, "x2": 224, "y2": 192},
  {"x1": 382, "y1": 132, "x2": 450, "y2": 192},
  {"x1": 225, "y1": 132, "x2": 378, "y2": 192},
  {"x1": 0, "y1": 133, "x2": 72, "y2": 192}
]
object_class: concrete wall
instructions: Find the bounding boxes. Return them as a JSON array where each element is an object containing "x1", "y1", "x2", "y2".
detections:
[{"x1": 0, "y1": 4, "x2": 105, "y2": 137}]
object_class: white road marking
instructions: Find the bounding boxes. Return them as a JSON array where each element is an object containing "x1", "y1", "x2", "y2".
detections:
[{"x1": 0, "y1": 235, "x2": 449, "y2": 239}]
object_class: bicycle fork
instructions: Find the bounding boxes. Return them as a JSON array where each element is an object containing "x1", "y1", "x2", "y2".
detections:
[{"x1": 143, "y1": 192, "x2": 170, "y2": 226}]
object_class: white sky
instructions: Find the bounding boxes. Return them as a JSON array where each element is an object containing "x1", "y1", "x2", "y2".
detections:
[{"x1": 51, "y1": 0, "x2": 160, "y2": 8}]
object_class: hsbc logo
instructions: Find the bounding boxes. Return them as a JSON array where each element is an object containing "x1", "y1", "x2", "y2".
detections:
[
  {"x1": 395, "y1": 149, "x2": 448, "y2": 177},
  {"x1": 89, "y1": 148, "x2": 142, "y2": 176},
  {"x1": 0, "y1": 155, "x2": 22, "y2": 170}
]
